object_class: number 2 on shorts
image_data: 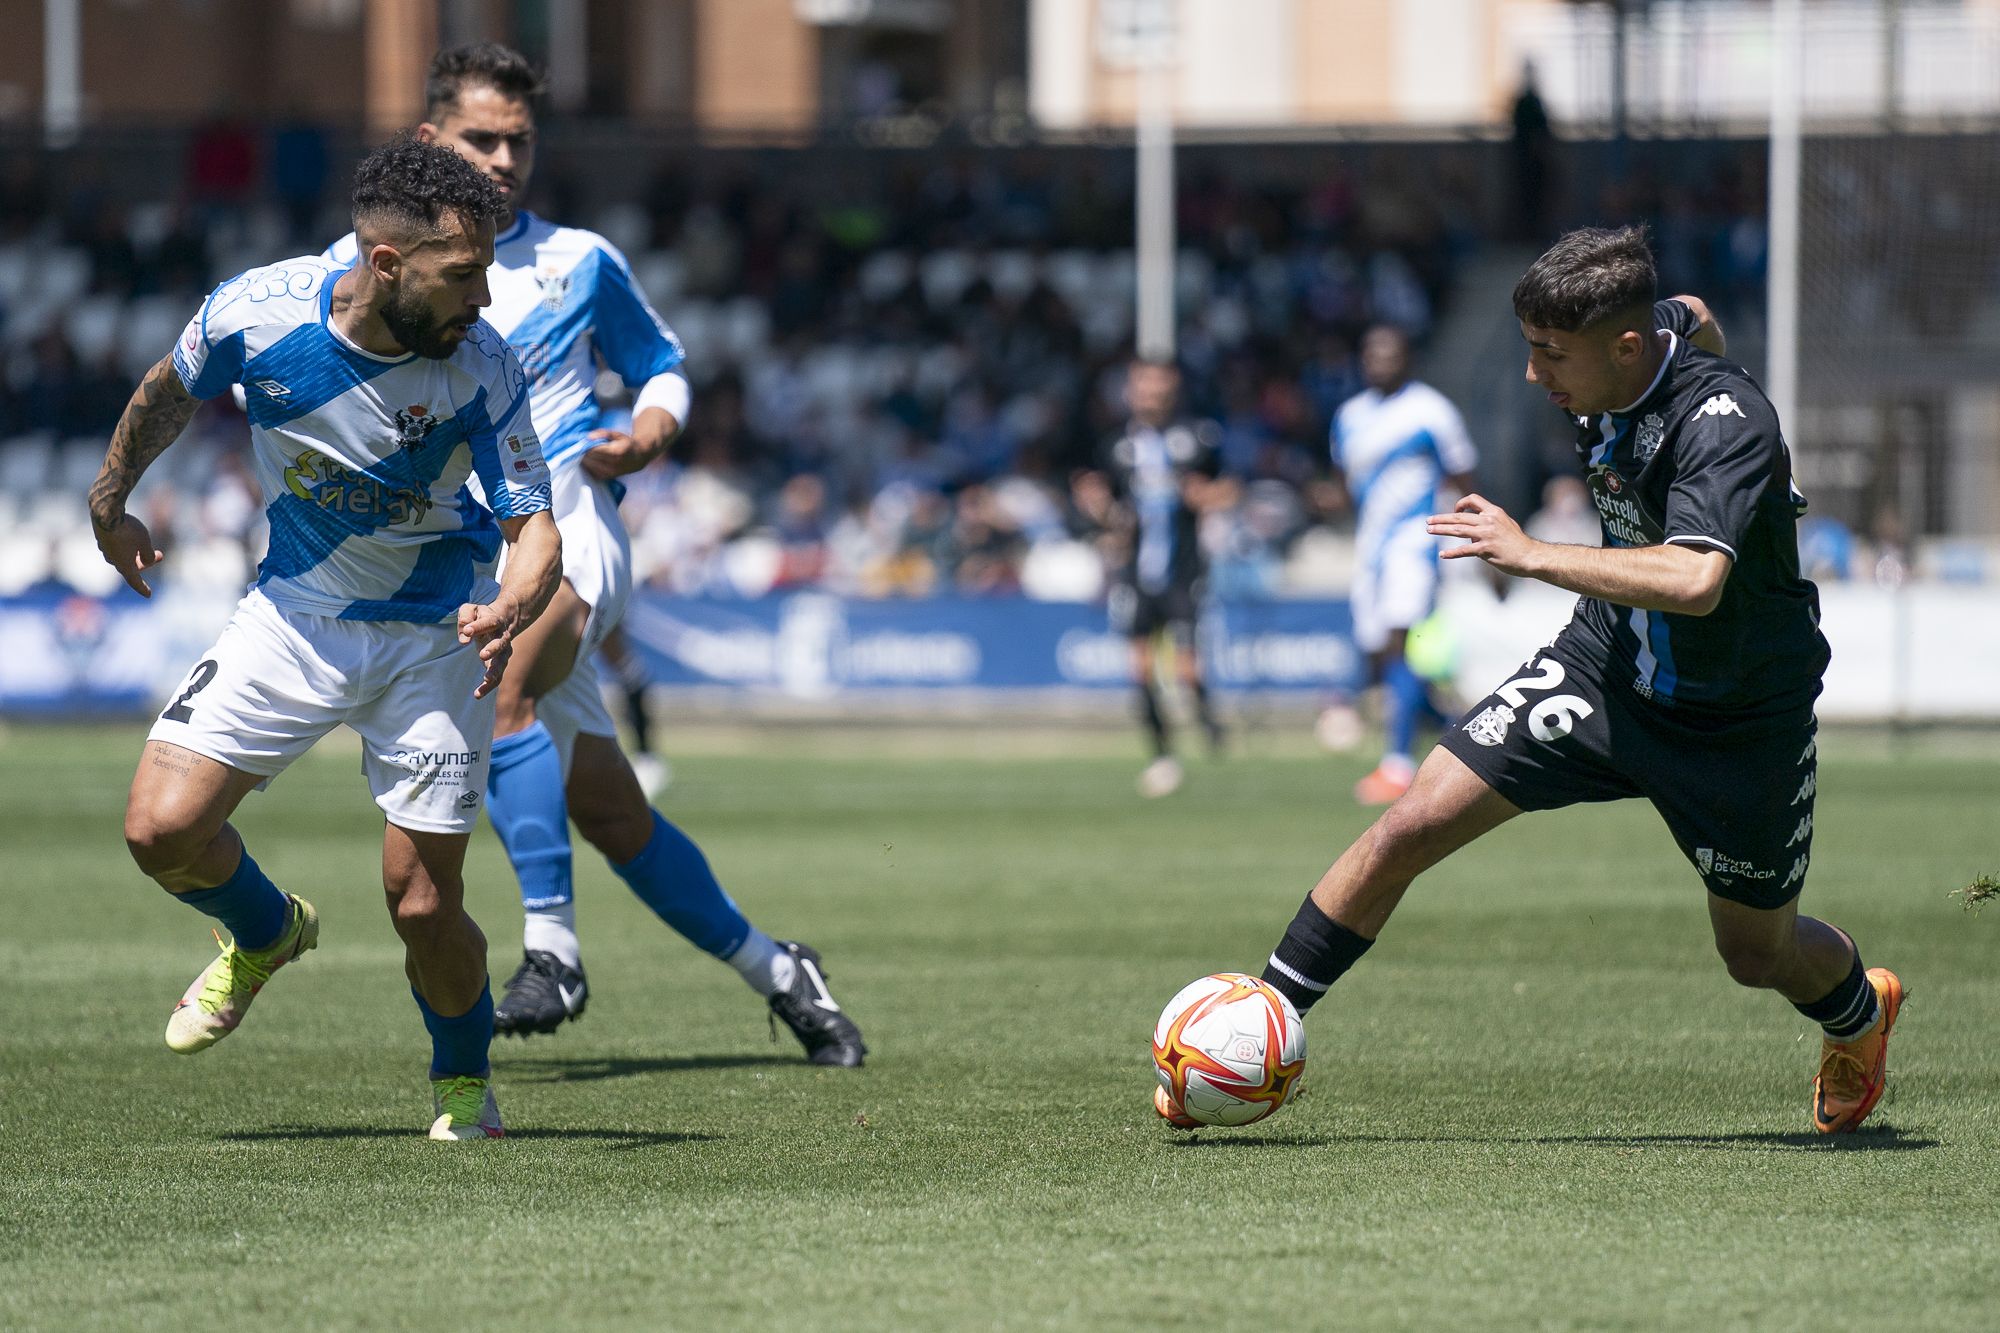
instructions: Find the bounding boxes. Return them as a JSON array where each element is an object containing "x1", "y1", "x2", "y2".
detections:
[{"x1": 161, "y1": 659, "x2": 219, "y2": 723}]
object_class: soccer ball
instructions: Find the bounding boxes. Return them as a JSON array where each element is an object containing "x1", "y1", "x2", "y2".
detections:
[{"x1": 1152, "y1": 972, "x2": 1306, "y2": 1127}]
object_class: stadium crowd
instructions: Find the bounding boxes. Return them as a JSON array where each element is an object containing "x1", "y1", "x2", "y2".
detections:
[{"x1": 0, "y1": 135, "x2": 1861, "y2": 601}]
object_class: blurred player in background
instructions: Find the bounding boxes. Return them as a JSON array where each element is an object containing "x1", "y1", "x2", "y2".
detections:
[
  {"x1": 329, "y1": 45, "x2": 864, "y2": 1064},
  {"x1": 1209, "y1": 228, "x2": 1901, "y2": 1137},
  {"x1": 1321, "y1": 325, "x2": 1477, "y2": 805},
  {"x1": 1099, "y1": 360, "x2": 1231, "y2": 798},
  {"x1": 93, "y1": 137, "x2": 560, "y2": 1140}
]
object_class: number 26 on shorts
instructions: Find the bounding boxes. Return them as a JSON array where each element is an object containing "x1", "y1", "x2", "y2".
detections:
[{"x1": 1495, "y1": 658, "x2": 1595, "y2": 743}]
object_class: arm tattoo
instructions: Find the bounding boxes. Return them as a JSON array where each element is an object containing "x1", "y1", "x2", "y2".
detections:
[{"x1": 89, "y1": 357, "x2": 201, "y2": 531}]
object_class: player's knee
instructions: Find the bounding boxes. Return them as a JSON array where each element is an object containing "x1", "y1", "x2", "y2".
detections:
[
  {"x1": 385, "y1": 870, "x2": 464, "y2": 944},
  {"x1": 491, "y1": 688, "x2": 538, "y2": 740},
  {"x1": 123, "y1": 807, "x2": 208, "y2": 882},
  {"x1": 388, "y1": 888, "x2": 453, "y2": 945},
  {"x1": 1715, "y1": 937, "x2": 1790, "y2": 989},
  {"x1": 1364, "y1": 798, "x2": 1451, "y2": 882},
  {"x1": 571, "y1": 777, "x2": 651, "y2": 859}
]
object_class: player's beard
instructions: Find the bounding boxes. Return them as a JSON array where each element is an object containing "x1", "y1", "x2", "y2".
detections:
[{"x1": 380, "y1": 286, "x2": 473, "y2": 360}]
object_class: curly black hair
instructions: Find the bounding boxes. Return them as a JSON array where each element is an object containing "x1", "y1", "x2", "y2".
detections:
[
  {"x1": 1512, "y1": 225, "x2": 1658, "y2": 333},
  {"x1": 350, "y1": 132, "x2": 507, "y2": 242},
  {"x1": 426, "y1": 43, "x2": 544, "y2": 118}
]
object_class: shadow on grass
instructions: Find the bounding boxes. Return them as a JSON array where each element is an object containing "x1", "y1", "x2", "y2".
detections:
[
  {"x1": 1168, "y1": 1125, "x2": 1936, "y2": 1153},
  {"x1": 496, "y1": 1053, "x2": 800, "y2": 1083},
  {"x1": 222, "y1": 1126, "x2": 718, "y2": 1151}
]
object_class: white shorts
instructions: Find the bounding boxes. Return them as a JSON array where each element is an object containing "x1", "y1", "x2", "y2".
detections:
[
  {"x1": 147, "y1": 589, "x2": 496, "y2": 834},
  {"x1": 1351, "y1": 528, "x2": 1441, "y2": 655},
  {"x1": 521, "y1": 466, "x2": 631, "y2": 773}
]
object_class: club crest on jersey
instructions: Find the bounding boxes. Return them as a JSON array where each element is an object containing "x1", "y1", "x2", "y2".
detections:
[
  {"x1": 1694, "y1": 393, "x2": 1745, "y2": 421},
  {"x1": 535, "y1": 267, "x2": 571, "y2": 312},
  {"x1": 1464, "y1": 703, "x2": 1515, "y2": 747},
  {"x1": 394, "y1": 404, "x2": 438, "y2": 450},
  {"x1": 1636, "y1": 413, "x2": 1664, "y2": 461}
]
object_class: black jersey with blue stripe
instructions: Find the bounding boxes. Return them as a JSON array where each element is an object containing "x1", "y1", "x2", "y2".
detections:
[{"x1": 1556, "y1": 299, "x2": 1830, "y2": 719}]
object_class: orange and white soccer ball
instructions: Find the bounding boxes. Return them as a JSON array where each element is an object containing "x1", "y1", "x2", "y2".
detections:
[{"x1": 1152, "y1": 972, "x2": 1307, "y2": 1127}]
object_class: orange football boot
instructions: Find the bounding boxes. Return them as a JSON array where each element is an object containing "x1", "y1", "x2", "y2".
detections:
[
  {"x1": 1153, "y1": 1085, "x2": 1200, "y2": 1129},
  {"x1": 1353, "y1": 761, "x2": 1414, "y2": 806},
  {"x1": 1812, "y1": 967, "x2": 1904, "y2": 1134}
]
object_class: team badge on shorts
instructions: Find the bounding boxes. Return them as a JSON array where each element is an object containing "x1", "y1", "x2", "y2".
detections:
[{"x1": 1464, "y1": 703, "x2": 1516, "y2": 747}]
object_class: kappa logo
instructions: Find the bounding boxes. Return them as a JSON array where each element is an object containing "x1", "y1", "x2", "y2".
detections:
[
  {"x1": 1782, "y1": 854, "x2": 1809, "y2": 890},
  {"x1": 1693, "y1": 393, "x2": 1745, "y2": 421},
  {"x1": 1464, "y1": 703, "x2": 1516, "y2": 747},
  {"x1": 251, "y1": 379, "x2": 291, "y2": 400},
  {"x1": 393, "y1": 404, "x2": 438, "y2": 450},
  {"x1": 1798, "y1": 735, "x2": 1817, "y2": 765},
  {"x1": 1792, "y1": 771, "x2": 1817, "y2": 806},
  {"x1": 1786, "y1": 813, "x2": 1814, "y2": 848},
  {"x1": 1636, "y1": 413, "x2": 1665, "y2": 461}
]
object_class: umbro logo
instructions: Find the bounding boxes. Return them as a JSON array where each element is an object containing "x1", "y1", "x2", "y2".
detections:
[
  {"x1": 252, "y1": 379, "x2": 291, "y2": 400},
  {"x1": 1693, "y1": 393, "x2": 1745, "y2": 420}
]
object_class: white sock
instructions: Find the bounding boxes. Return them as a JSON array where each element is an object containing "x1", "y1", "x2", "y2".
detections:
[
  {"x1": 724, "y1": 928, "x2": 794, "y2": 998},
  {"x1": 523, "y1": 905, "x2": 581, "y2": 972}
]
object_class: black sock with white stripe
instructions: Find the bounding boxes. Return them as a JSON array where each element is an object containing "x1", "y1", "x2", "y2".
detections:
[
  {"x1": 1795, "y1": 948, "x2": 1880, "y2": 1041},
  {"x1": 1260, "y1": 896, "x2": 1374, "y2": 1014}
]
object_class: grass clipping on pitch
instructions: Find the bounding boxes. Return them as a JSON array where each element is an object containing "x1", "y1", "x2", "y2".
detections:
[{"x1": 1949, "y1": 872, "x2": 2000, "y2": 914}]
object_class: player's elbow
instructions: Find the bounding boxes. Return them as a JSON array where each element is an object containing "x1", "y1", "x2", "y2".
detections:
[{"x1": 1671, "y1": 554, "x2": 1731, "y2": 616}]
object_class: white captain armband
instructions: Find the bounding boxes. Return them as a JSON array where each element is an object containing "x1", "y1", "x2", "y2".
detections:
[{"x1": 632, "y1": 371, "x2": 691, "y2": 430}]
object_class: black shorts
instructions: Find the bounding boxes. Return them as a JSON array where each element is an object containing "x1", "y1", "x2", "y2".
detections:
[
  {"x1": 1109, "y1": 581, "x2": 1200, "y2": 641},
  {"x1": 1440, "y1": 641, "x2": 1817, "y2": 909}
]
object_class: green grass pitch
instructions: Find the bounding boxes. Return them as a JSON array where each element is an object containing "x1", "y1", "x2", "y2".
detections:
[{"x1": 2, "y1": 722, "x2": 1995, "y2": 1330}]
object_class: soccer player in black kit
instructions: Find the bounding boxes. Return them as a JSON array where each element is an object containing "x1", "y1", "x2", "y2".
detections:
[
  {"x1": 1161, "y1": 227, "x2": 1902, "y2": 1134},
  {"x1": 1101, "y1": 360, "x2": 1229, "y2": 798}
]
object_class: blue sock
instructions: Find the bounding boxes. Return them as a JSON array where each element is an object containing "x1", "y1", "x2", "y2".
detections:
[
  {"x1": 1383, "y1": 657, "x2": 1427, "y2": 764},
  {"x1": 177, "y1": 849, "x2": 289, "y2": 951},
  {"x1": 412, "y1": 983, "x2": 494, "y2": 1080},
  {"x1": 611, "y1": 811, "x2": 751, "y2": 959},
  {"x1": 487, "y1": 721, "x2": 573, "y2": 910}
]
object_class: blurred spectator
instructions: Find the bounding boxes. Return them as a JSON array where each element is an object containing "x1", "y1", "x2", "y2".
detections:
[
  {"x1": 1525, "y1": 475, "x2": 1603, "y2": 549},
  {"x1": 1797, "y1": 515, "x2": 1855, "y2": 583}
]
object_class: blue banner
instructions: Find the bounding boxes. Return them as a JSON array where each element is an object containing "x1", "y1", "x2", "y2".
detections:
[
  {"x1": 618, "y1": 593, "x2": 1364, "y2": 695},
  {"x1": 0, "y1": 587, "x2": 1364, "y2": 716},
  {"x1": 0, "y1": 585, "x2": 245, "y2": 717}
]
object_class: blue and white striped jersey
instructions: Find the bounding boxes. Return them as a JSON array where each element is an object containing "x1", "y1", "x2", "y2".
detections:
[
  {"x1": 174, "y1": 256, "x2": 550, "y2": 623},
  {"x1": 327, "y1": 210, "x2": 684, "y2": 475},
  {"x1": 1332, "y1": 381, "x2": 1477, "y2": 557}
]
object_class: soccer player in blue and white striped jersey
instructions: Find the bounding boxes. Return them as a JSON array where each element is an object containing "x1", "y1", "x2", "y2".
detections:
[
  {"x1": 91, "y1": 136, "x2": 563, "y2": 1140},
  {"x1": 327, "y1": 45, "x2": 864, "y2": 1063}
]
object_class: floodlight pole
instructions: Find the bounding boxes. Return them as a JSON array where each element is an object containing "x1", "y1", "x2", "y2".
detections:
[
  {"x1": 1766, "y1": 0, "x2": 1803, "y2": 434},
  {"x1": 1135, "y1": 52, "x2": 1176, "y2": 362}
]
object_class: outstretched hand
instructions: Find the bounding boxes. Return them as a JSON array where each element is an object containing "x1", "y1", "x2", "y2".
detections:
[
  {"x1": 1427, "y1": 494, "x2": 1542, "y2": 578},
  {"x1": 457, "y1": 591, "x2": 524, "y2": 699},
  {"x1": 93, "y1": 513, "x2": 167, "y2": 598}
]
